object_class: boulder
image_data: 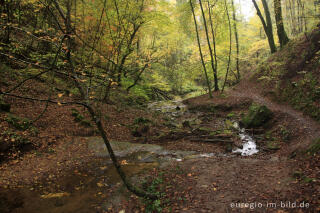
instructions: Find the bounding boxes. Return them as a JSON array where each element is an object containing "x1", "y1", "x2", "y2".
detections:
[{"x1": 241, "y1": 104, "x2": 273, "y2": 128}]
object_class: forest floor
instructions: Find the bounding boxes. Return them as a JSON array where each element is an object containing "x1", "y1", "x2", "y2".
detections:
[{"x1": 0, "y1": 73, "x2": 319, "y2": 213}]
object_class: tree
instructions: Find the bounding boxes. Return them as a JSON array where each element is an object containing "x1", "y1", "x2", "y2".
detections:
[
  {"x1": 274, "y1": 0, "x2": 289, "y2": 48},
  {"x1": 189, "y1": 0, "x2": 213, "y2": 98},
  {"x1": 252, "y1": 0, "x2": 277, "y2": 53},
  {"x1": 199, "y1": 0, "x2": 219, "y2": 91},
  {"x1": 0, "y1": 0, "x2": 158, "y2": 199},
  {"x1": 207, "y1": 1, "x2": 218, "y2": 80},
  {"x1": 231, "y1": 0, "x2": 240, "y2": 81},
  {"x1": 222, "y1": 0, "x2": 232, "y2": 92}
]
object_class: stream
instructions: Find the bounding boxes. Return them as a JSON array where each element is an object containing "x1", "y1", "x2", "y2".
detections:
[
  {"x1": 147, "y1": 99, "x2": 259, "y2": 157},
  {"x1": 9, "y1": 99, "x2": 260, "y2": 213}
]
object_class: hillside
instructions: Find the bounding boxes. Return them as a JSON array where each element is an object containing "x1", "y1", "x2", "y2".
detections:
[{"x1": 254, "y1": 24, "x2": 320, "y2": 122}]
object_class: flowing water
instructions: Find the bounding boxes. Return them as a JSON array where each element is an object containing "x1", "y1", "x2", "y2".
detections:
[{"x1": 232, "y1": 122, "x2": 259, "y2": 156}]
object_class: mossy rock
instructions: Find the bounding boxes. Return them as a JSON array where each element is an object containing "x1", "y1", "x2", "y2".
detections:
[
  {"x1": 266, "y1": 141, "x2": 280, "y2": 150},
  {"x1": 241, "y1": 104, "x2": 273, "y2": 128}
]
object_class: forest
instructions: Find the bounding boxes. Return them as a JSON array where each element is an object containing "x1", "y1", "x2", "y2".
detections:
[{"x1": 0, "y1": 0, "x2": 319, "y2": 212}]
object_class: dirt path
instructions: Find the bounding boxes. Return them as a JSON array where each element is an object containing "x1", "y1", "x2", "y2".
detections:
[
  {"x1": 153, "y1": 75, "x2": 320, "y2": 212},
  {"x1": 230, "y1": 77, "x2": 320, "y2": 140},
  {"x1": 181, "y1": 155, "x2": 297, "y2": 212}
]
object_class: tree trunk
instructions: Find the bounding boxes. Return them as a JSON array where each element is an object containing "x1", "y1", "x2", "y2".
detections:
[
  {"x1": 4, "y1": 0, "x2": 11, "y2": 44},
  {"x1": 274, "y1": 0, "x2": 289, "y2": 48},
  {"x1": 199, "y1": 0, "x2": 219, "y2": 91},
  {"x1": 222, "y1": 0, "x2": 232, "y2": 92},
  {"x1": 85, "y1": 105, "x2": 157, "y2": 199},
  {"x1": 231, "y1": 0, "x2": 240, "y2": 81},
  {"x1": 252, "y1": 0, "x2": 277, "y2": 53},
  {"x1": 189, "y1": 0, "x2": 213, "y2": 98},
  {"x1": 207, "y1": 2, "x2": 218, "y2": 78}
]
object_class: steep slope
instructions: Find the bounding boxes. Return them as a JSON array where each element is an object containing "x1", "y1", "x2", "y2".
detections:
[{"x1": 254, "y1": 24, "x2": 320, "y2": 122}]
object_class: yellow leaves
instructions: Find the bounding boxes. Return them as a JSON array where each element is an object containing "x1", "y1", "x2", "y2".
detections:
[
  {"x1": 57, "y1": 102, "x2": 62, "y2": 106},
  {"x1": 100, "y1": 166, "x2": 107, "y2": 170},
  {"x1": 111, "y1": 81, "x2": 118, "y2": 86},
  {"x1": 58, "y1": 93, "x2": 63, "y2": 98},
  {"x1": 120, "y1": 160, "x2": 128, "y2": 165},
  {"x1": 40, "y1": 192, "x2": 70, "y2": 199},
  {"x1": 97, "y1": 182, "x2": 104, "y2": 187}
]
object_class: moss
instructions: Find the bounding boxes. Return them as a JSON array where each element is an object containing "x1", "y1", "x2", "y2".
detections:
[
  {"x1": 209, "y1": 130, "x2": 222, "y2": 136},
  {"x1": 303, "y1": 176, "x2": 316, "y2": 184},
  {"x1": 241, "y1": 104, "x2": 273, "y2": 128},
  {"x1": 226, "y1": 112, "x2": 235, "y2": 119},
  {"x1": 71, "y1": 109, "x2": 84, "y2": 122},
  {"x1": 223, "y1": 129, "x2": 233, "y2": 135},
  {"x1": 80, "y1": 119, "x2": 92, "y2": 127},
  {"x1": 134, "y1": 117, "x2": 151, "y2": 125},
  {"x1": 198, "y1": 127, "x2": 212, "y2": 133},
  {"x1": 306, "y1": 138, "x2": 320, "y2": 155},
  {"x1": 225, "y1": 120, "x2": 234, "y2": 129},
  {"x1": 266, "y1": 141, "x2": 280, "y2": 150},
  {"x1": 5, "y1": 114, "x2": 32, "y2": 131}
]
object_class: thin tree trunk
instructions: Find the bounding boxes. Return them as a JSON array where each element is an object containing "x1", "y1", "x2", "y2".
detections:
[
  {"x1": 199, "y1": 0, "x2": 219, "y2": 91},
  {"x1": 274, "y1": 0, "x2": 289, "y2": 48},
  {"x1": 207, "y1": 2, "x2": 218, "y2": 77},
  {"x1": 189, "y1": 0, "x2": 213, "y2": 98},
  {"x1": 52, "y1": 0, "x2": 156, "y2": 199},
  {"x1": 85, "y1": 105, "x2": 157, "y2": 199},
  {"x1": 252, "y1": 0, "x2": 277, "y2": 53},
  {"x1": 222, "y1": 0, "x2": 232, "y2": 93},
  {"x1": 4, "y1": 0, "x2": 11, "y2": 44},
  {"x1": 231, "y1": 0, "x2": 240, "y2": 81}
]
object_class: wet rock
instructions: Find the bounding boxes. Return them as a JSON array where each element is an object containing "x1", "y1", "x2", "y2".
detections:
[{"x1": 241, "y1": 104, "x2": 273, "y2": 128}]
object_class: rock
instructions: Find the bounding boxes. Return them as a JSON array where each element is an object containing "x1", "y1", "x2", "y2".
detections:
[{"x1": 241, "y1": 104, "x2": 273, "y2": 128}]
